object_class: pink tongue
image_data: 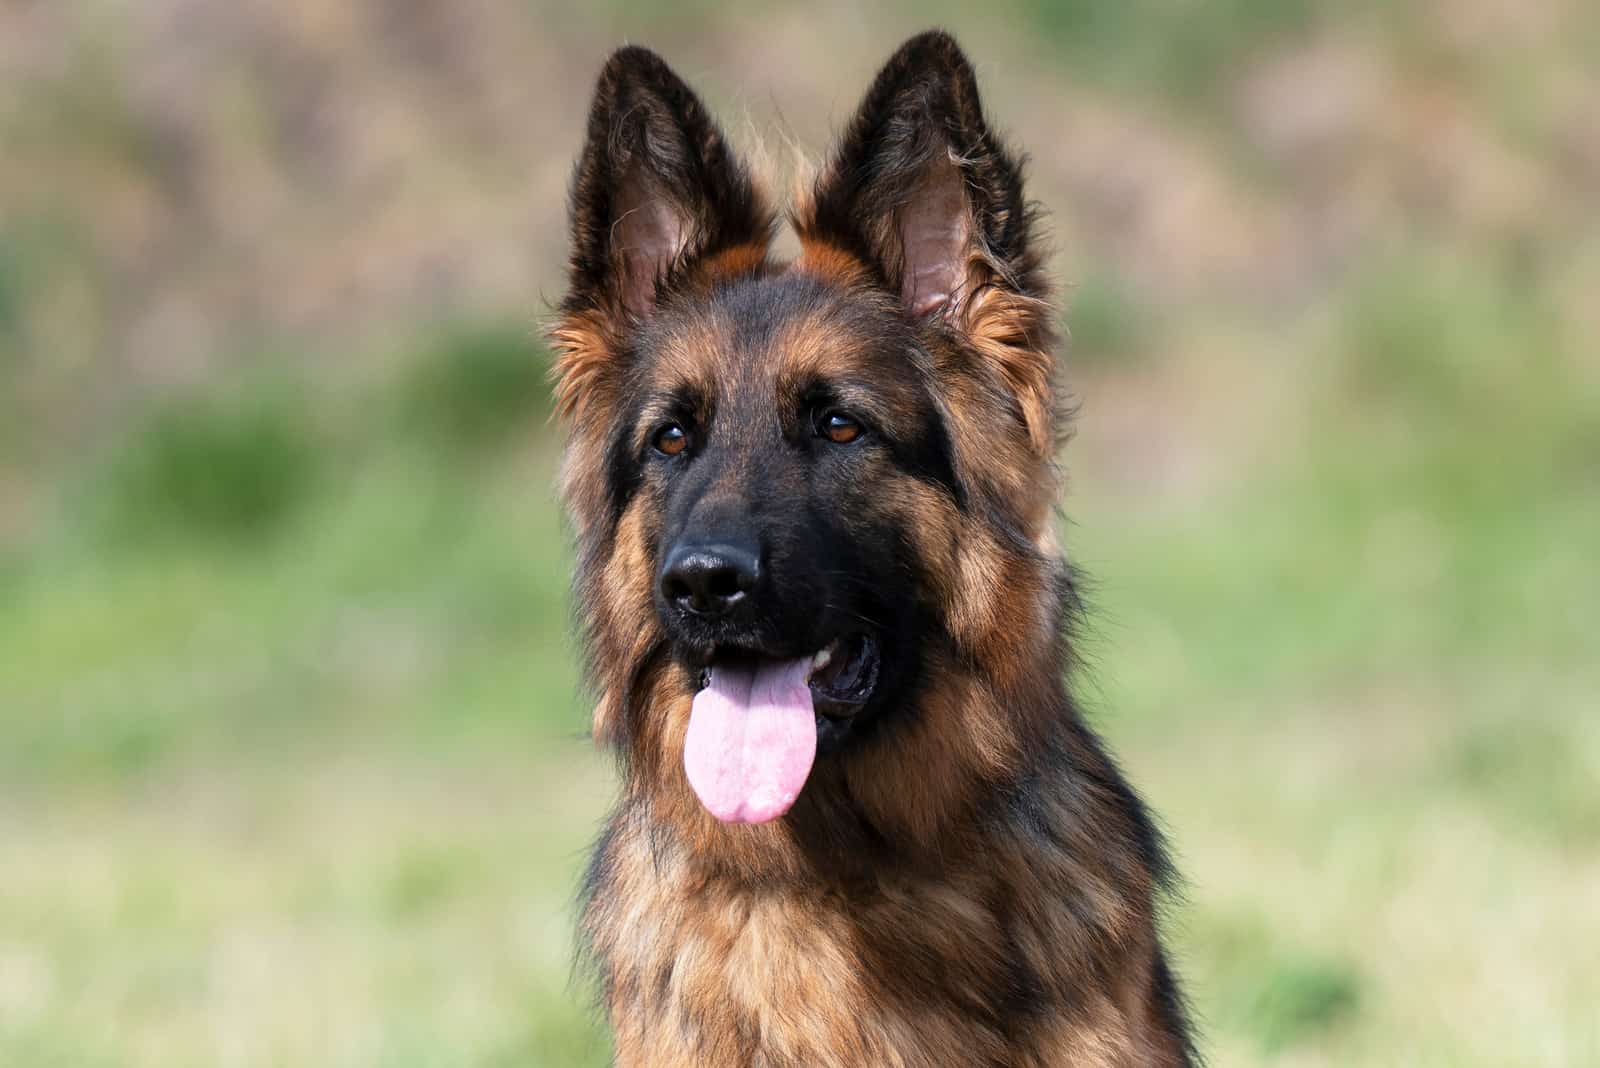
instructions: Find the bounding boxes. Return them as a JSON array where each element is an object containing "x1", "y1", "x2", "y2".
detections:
[{"x1": 683, "y1": 658, "x2": 817, "y2": 824}]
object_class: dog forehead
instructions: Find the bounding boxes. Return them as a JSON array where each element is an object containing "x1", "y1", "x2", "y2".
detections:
[{"x1": 645, "y1": 273, "x2": 907, "y2": 398}]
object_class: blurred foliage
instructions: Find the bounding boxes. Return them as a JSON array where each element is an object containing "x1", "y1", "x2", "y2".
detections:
[
  {"x1": 1065, "y1": 271, "x2": 1156, "y2": 366},
  {"x1": 1016, "y1": 0, "x2": 1331, "y2": 103},
  {"x1": 0, "y1": 236, "x2": 22, "y2": 341},
  {"x1": 1246, "y1": 957, "x2": 1363, "y2": 1052},
  {"x1": 1195, "y1": 909, "x2": 1363, "y2": 1053},
  {"x1": 398, "y1": 321, "x2": 553, "y2": 455},
  {"x1": 1, "y1": 2, "x2": 1597, "y2": 1065},
  {"x1": 91, "y1": 385, "x2": 321, "y2": 548}
]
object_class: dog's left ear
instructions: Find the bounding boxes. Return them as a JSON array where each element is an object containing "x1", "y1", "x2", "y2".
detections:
[{"x1": 797, "y1": 30, "x2": 1055, "y2": 454}]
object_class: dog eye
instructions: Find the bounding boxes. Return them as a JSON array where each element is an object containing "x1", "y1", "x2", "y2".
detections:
[
  {"x1": 817, "y1": 411, "x2": 863, "y2": 445},
  {"x1": 654, "y1": 423, "x2": 689, "y2": 456}
]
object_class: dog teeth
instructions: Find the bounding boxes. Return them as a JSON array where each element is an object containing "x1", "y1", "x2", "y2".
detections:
[{"x1": 811, "y1": 648, "x2": 833, "y2": 673}]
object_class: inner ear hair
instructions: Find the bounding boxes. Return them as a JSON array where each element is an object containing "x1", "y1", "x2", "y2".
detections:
[
  {"x1": 611, "y1": 167, "x2": 692, "y2": 318},
  {"x1": 899, "y1": 149, "x2": 975, "y2": 318}
]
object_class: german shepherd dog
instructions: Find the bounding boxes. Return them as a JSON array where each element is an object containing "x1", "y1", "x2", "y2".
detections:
[{"x1": 552, "y1": 30, "x2": 1196, "y2": 1066}]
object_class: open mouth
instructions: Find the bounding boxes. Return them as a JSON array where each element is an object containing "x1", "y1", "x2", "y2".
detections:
[
  {"x1": 806, "y1": 633, "x2": 880, "y2": 716},
  {"x1": 696, "y1": 634, "x2": 880, "y2": 717},
  {"x1": 683, "y1": 635, "x2": 879, "y2": 825}
]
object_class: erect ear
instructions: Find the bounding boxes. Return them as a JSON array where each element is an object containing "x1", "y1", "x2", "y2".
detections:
[
  {"x1": 797, "y1": 31, "x2": 1056, "y2": 453},
  {"x1": 553, "y1": 47, "x2": 773, "y2": 415}
]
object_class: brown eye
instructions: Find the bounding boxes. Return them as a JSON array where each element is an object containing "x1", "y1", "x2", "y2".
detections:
[
  {"x1": 820, "y1": 411, "x2": 863, "y2": 445},
  {"x1": 654, "y1": 423, "x2": 688, "y2": 456}
]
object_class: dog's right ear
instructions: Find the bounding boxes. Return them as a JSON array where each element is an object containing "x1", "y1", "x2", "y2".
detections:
[
  {"x1": 796, "y1": 31, "x2": 1056, "y2": 457},
  {"x1": 553, "y1": 47, "x2": 773, "y2": 420}
]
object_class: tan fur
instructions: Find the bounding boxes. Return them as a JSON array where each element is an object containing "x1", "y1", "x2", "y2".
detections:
[
  {"x1": 588, "y1": 744, "x2": 1182, "y2": 1067},
  {"x1": 961, "y1": 281, "x2": 1058, "y2": 457},
  {"x1": 792, "y1": 239, "x2": 876, "y2": 288},
  {"x1": 551, "y1": 307, "x2": 620, "y2": 425},
  {"x1": 578, "y1": 493, "x2": 1178, "y2": 1063}
]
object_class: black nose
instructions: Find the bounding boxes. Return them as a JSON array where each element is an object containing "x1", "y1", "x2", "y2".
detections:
[{"x1": 660, "y1": 542, "x2": 761, "y2": 617}]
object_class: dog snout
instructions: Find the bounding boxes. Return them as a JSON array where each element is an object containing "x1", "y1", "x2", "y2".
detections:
[{"x1": 660, "y1": 541, "x2": 762, "y2": 618}]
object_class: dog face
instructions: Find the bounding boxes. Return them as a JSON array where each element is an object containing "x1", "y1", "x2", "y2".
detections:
[
  {"x1": 554, "y1": 33, "x2": 1065, "y2": 846},
  {"x1": 633, "y1": 272, "x2": 941, "y2": 755}
]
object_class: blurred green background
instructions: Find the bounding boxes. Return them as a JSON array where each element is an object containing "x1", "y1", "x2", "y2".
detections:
[{"x1": 2, "y1": 2, "x2": 1597, "y2": 1065}]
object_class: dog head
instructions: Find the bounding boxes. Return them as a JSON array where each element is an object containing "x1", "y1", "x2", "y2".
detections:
[{"x1": 553, "y1": 32, "x2": 1069, "y2": 856}]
